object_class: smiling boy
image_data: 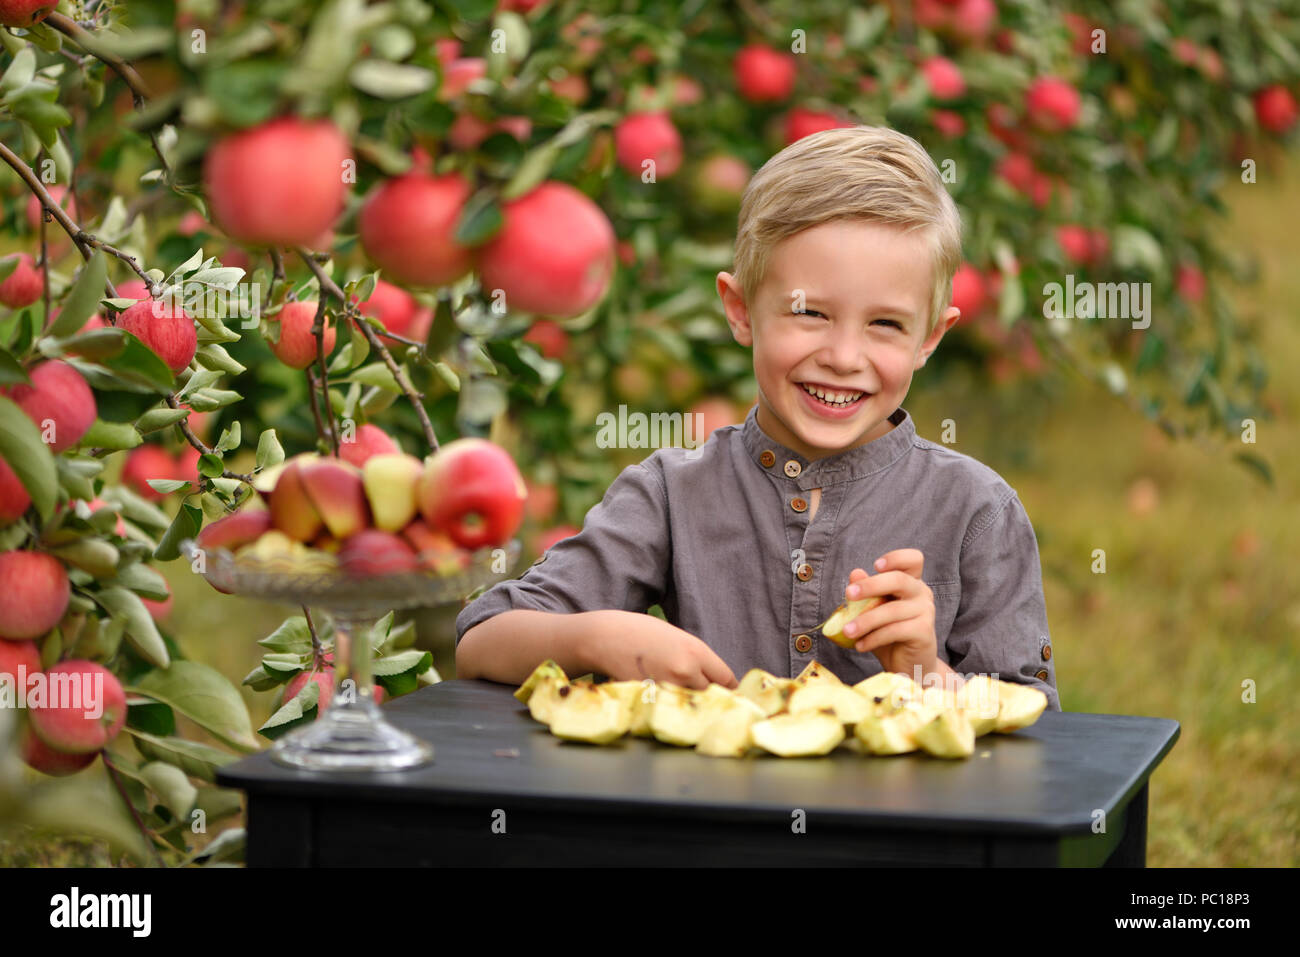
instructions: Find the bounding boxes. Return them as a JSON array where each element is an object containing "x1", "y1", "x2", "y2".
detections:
[{"x1": 456, "y1": 126, "x2": 1060, "y2": 711}]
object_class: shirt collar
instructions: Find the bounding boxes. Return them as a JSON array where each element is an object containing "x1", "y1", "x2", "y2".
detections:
[{"x1": 739, "y1": 403, "x2": 916, "y2": 487}]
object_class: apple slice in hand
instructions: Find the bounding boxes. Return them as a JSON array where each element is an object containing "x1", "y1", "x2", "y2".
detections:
[{"x1": 819, "y1": 595, "x2": 884, "y2": 649}]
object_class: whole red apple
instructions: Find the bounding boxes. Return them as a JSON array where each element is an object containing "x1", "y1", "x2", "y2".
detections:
[
  {"x1": 269, "y1": 456, "x2": 326, "y2": 542},
  {"x1": 1026, "y1": 76, "x2": 1081, "y2": 131},
  {"x1": 2, "y1": 360, "x2": 97, "y2": 452},
  {"x1": 783, "y1": 107, "x2": 853, "y2": 144},
  {"x1": 614, "y1": 112, "x2": 683, "y2": 179},
  {"x1": 340, "y1": 423, "x2": 400, "y2": 469},
  {"x1": 522, "y1": 319, "x2": 569, "y2": 360},
  {"x1": 358, "y1": 172, "x2": 475, "y2": 288},
  {"x1": 733, "y1": 44, "x2": 797, "y2": 102},
  {"x1": 117, "y1": 299, "x2": 197, "y2": 374},
  {"x1": 339, "y1": 529, "x2": 420, "y2": 578},
  {"x1": 203, "y1": 116, "x2": 352, "y2": 247},
  {"x1": 29, "y1": 660, "x2": 127, "y2": 754},
  {"x1": 266, "y1": 300, "x2": 336, "y2": 369},
  {"x1": 0, "y1": 550, "x2": 70, "y2": 640},
  {"x1": 951, "y1": 263, "x2": 987, "y2": 320},
  {"x1": 922, "y1": 56, "x2": 966, "y2": 100},
  {"x1": 418, "y1": 438, "x2": 526, "y2": 549},
  {"x1": 0, "y1": 637, "x2": 40, "y2": 687},
  {"x1": 358, "y1": 279, "x2": 419, "y2": 346},
  {"x1": 1254, "y1": 85, "x2": 1298, "y2": 134},
  {"x1": 0, "y1": 253, "x2": 44, "y2": 309},
  {"x1": 21, "y1": 728, "x2": 98, "y2": 776},
  {"x1": 477, "y1": 181, "x2": 615, "y2": 318},
  {"x1": 0, "y1": 0, "x2": 55, "y2": 28}
]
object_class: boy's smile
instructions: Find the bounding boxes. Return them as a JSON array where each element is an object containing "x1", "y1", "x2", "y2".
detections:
[{"x1": 719, "y1": 219, "x2": 960, "y2": 461}]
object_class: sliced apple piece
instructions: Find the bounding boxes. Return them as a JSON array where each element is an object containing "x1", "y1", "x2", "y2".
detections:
[
  {"x1": 787, "y1": 682, "x2": 869, "y2": 725},
  {"x1": 794, "y1": 659, "x2": 844, "y2": 687},
  {"x1": 954, "y1": 674, "x2": 1000, "y2": 736},
  {"x1": 752, "y1": 710, "x2": 845, "y2": 757},
  {"x1": 854, "y1": 699, "x2": 940, "y2": 755},
  {"x1": 819, "y1": 595, "x2": 884, "y2": 648},
  {"x1": 992, "y1": 679, "x2": 1049, "y2": 732},
  {"x1": 527, "y1": 676, "x2": 568, "y2": 726},
  {"x1": 598, "y1": 679, "x2": 642, "y2": 712},
  {"x1": 514, "y1": 659, "x2": 568, "y2": 704},
  {"x1": 852, "y1": 671, "x2": 924, "y2": 715},
  {"x1": 650, "y1": 684, "x2": 733, "y2": 747},
  {"x1": 736, "y1": 669, "x2": 795, "y2": 716},
  {"x1": 628, "y1": 680, "x2": 657, "y2": 737},
  {"x1": 696, "y1": 698, "x2": 765, "y2": 758},
  {"x1": 914, "y1": 708, "x2": 976, "y2": 759},
  {"x1": 549, "y1": 684, "x2": 632, "y2": 744}
]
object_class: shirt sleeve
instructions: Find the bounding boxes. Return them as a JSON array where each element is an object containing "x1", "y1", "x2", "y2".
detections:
[
  {"x1": 454, "y1": 460, "x2": 672, "y2": 644},
  {"x1": 944, "y1": 491, "x2": 1060, "y2": 711}
]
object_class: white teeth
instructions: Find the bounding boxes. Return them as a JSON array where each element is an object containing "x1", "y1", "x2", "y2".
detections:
[{"x1": 800, "y1": 383, "x2": 863, "y2": 406}]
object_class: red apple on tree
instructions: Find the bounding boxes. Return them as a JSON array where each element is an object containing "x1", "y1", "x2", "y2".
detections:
[
  {"x1": 0, "y1": 550, "x2": 70, "y2": 640},
  {"x1": 0, "y1": 0, "x2": 56, "y2": 28},
  {"x1": 29, "y1": 660, "x2": 127, "y2": 754},
  {"x1": 120, "y1": 445, "x2": 180, "y2": 502},
  {"x1": 0, "y1": 253, "x2": 44, "y2": 309},
  {"x1": 0, "y1": 457, "x2": 31, "y2": 526},
  {"x1": 522, "y1": 319, "x2": 569, "y2": 360},
  {"x1": 614, "y1": 112, "x2": 683, "y2": 179},
  {"x1": 358, "y1": 172, "x2": 475, "y2": 288},
  {"x1": 1, "y1": 360, "x2": 97, "y2": 452},
  {"x1": 1254, "y1": 85, "x2": 1298, "y2": 134},
  {"x1": 117, "y1": 299, "x2": 197, "y2": 374},
  {"x1": 0, "y1": 637, "x2": 40, "y2": 688},
  {"x1": 266, "y1": 300, "x2": 336, "y2": 369},
  {"x1": 733, "y1": 44, "x2": 796, "y2": 102},
  {"x1": 340, "y1": 423, "x2": 400, "y2": 468},
  {"x1": 357, "y1": 279, "x2": 419, "y2": 347},
  {"x1": 21, "y1": 729, "x2": 98, "y2": 776},
  {"x1": 951, "y1": 263, "x2": 988, "y2": 321},
  {"x1": 25, "y1": 184, "x2": 77, "y2": 231},
  {"x1": 417, "y1": 438, "x2": 526, "y2": 549},
  {"x1": 921, "y1": 56, "x2": 966, "y2": 100},
  {"x1": 203, "y1": 116, "x2": 352, "y2": 248},
  {"x1": 477, "y1": 181, "x2": 616, "y2": 318},
  {"x1": 1026, "y1": 76, "x2": 1081, "y2": 131}
]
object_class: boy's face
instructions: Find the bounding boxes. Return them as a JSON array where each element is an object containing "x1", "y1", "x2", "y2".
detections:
[{"x1": 718, "y1": 219, "x2": 961, "y2": 461}]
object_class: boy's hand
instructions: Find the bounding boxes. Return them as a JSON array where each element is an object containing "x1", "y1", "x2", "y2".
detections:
[
  {"x1": 587, "y1": 611, "x2": 738, "y2": 690},
  {"x1": 838, "y1": 549, "x2": 939, "y2": 678}
]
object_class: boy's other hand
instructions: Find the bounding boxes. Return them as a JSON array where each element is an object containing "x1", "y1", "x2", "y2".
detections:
[
  {"x1": 590, "y1": 611, "x2": 738, "y2": 690},
  {"x1": 839, "y1": 549, "x2": 939, "y2": 677}
]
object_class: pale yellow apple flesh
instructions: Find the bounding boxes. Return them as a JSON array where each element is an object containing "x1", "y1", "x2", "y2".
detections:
[
  {"x1": 787, "y1": 682, "x2": 870, "y2": 725},
  {"x1": 914, "y1": 708, "x2": 976, "y2": 759},
  {"x1": 819, "y1": 595, "x2": 884, "y2": 648},
  {"x1": 751, "y1": 710, "x2": 845, "y2": 757},
  {"x1": 736, "y1": 668, "x2": 795, "y2": 716},
  {"x1": 549, "y1": 684, "x2": 632, "y2": 744},
  {"x1": 991, "y1": 680, "x2": 1049, "y2": 732},
  {"x1": 954, "y1": 674, "x2": 1000, "y2": 736},
  {"x1": 695, "y1": 698, "x2": 764, "y2": 758},
  {"x1": 514, "y1": 659, "x2": 568, "y2": 704}
]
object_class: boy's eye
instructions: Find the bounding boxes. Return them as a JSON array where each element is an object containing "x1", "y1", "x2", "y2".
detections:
[
  {"x1": 794, "y1": 308, "x2": 826, "y2": 318},
  {"x1": 875, "y1": 319, "x2": 903, "y2": 329}
]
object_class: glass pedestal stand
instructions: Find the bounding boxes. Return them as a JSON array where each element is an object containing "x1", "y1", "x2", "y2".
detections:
[{"x1": 182, "y1": 539, "x2": 518, "y2": 772}]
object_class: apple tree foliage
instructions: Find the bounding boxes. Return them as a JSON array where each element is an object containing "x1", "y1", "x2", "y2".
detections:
[{"x1": 1, "y1": 0, "x2": 1298, "y2": 862}]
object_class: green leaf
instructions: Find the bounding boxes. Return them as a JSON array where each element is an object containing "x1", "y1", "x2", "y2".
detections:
[
  {"x1": 127, "y1": 728, "x2": 238, "y2": 783},
  {"x1": 140, "y1": 761, "x2": 198, "y2": 819},
  {"x1": 147, "y1": 478, "x2": 190, "y2": 494},
  {"x1": 0, "y1": 46, "x2": 36, "y2": 96},
  {"x1": 103, "y1": 332, "x2": 177, "y2": 392},
  {"x1": 349, "y1": 59, "x2": 435, "y2": 98},
  {"x1": 126, "y1": 697, "x2": 176, "y2": 736},
  {"x1": 0, "y1": 395, "x2": 58, "y2": 519},
  {"x1": 110, "y1": 561, "x2": 170, "y2": 601},
  {"x1": 196, "y1": 343, "x2": 246, "y2": 375},
  {"x1": 132, "y1": 660, "x2": 259, "y2": 752},
  {"x1": 433, "y1": 361, "x2": 460, "y2": 391},
  {"x1": 261, "y1": 652, "x2": 306, "y2": 674},
  {"x1": 47, "y1": 251, "x2": 107, "y2": 339},
  {"x1": 214, "y1": 420, "x2": 241, "y2": 453},
  {"x1": 454, "y1": 188, "x2": 505, "y2": 245},
  {"x1": 94, "y1": 586, "x2": 170, "y2": 668},
  {"x1": 345, "y1": 362, "x2": 403, "y2": 392},
  {"x1": 135, "y1": 407, "x2": 192, "y2": 434},
  {"x1": 258, "y1": 681, "x2": 320, "y2": 740},
  {"x1": 373, "y1": 649, "x2": 431, "y2": 678},
  {"x1": 78, "y1": 418, "x2": 143, "y2": 451},
  {"x1": 153, "y1": 501, "x2": 202, "y2": 561},
  {"x1": 198, "y1": 452, "x2": 224, "y2": 478},
  {"x1": 241, "y1": 664, "x2": 282, "y2": 692},
  {"x1": 176, "y1": 367, "x2": 222, "y2": 400},
  {"x1": 257, "y1": 615, "x2": 314, "y2": 653},
  {"x1": 0, "y1": 347, "x2": 29, "y2": 386},
  {"x1": 255, "y1": 428, "x2": 284, "y2": 470}
]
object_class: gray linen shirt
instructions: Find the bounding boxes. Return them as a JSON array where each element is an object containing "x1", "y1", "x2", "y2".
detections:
[{"x1": 456, "y1": 404, "x2": 1060, "y2": 711}]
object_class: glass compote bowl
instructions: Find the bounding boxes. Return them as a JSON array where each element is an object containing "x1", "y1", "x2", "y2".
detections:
[{"x1": 180, "y1": 537, "x2": 519, "y2": 772}]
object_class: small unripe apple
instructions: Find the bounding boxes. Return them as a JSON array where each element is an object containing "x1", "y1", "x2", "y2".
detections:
[
  {"x1": 203, "y1": 116, "x2": 352, "y2": 248},
  {"x1": 418, "y1": 438, "x2": 526, "y2": 549},
  {"x1": 614, "y1": 112, "x2": 683, "y2": 179},
  {"x1": 358, "y1": 172, "x2": 475, "y2": 288},
  {"x1": 477, "y1": 181, "x2": 616, "y2": 318},
  {"x1": 733, "y1": 44, "x2": 797, "y2": 102},
  {"x1": 118, "y1": 299, "x2": 197, "y2": 374},
  {"x1": 30, "y1": 660, "x2": 127, "y2": 754},
  {"x1": 0, "y1": 550, "x2": 69, "y2": 640},
  {"x1": 0, "y1": 253, "x2": 44, "y2": 309},
  {"x1": 2, "y1": 360, "x2": 97, "y2": 453},
  {"x1": 266, "y1": 300, "x2": 336, "y2": 369}
]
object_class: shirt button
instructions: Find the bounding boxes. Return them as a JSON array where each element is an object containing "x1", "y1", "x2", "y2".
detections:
[
  {"x1": 783, "y1": 460, "x2": 802, "y2": 478},
  {"x1": 759, "y1": 450, "x2": 776, "y2": 467},
  {"x1": 794, "y1": 634, "x2": 813, "y2": 653},
  {"x1": 1034, "y1": 669, "x2": 1050, "y2": 681},
  {"x1": 1041, "y1": 644, "x2": 1052, "y2": 661},
  {"x1": 791, "y1": 497, "x2": 808, "y2": 512},
  {"x1": 796, "y1": 563, "x2": 813, "y2": 581}
]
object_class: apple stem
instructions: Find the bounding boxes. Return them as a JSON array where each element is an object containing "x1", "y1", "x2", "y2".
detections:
[
  {"x1": 293, "y1": 248, "x2": 441, "y2": 453},
  {"x1": 303, "y1": 605, "x2": 327, "y2": 669},
  {"x1": 101, "y1": 750, "x2": 168, "y2": 867}
]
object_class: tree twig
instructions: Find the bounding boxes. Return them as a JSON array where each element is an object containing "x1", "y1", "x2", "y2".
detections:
[
  {"x1": 101, "y1": 750, "x2": 167, "y2": 868},
  {"x1": 293, "y1": 248, "x2": 440, "y2": 452},
  {"x1": 310, "y1": 298, "x2": 340, "y2": 455},
  {"x1": 164, "y1": 394, "x2": 254, "y2": 484},
  {"x1": 303, "y1": 606, "x2": 326, "y2": 669}
]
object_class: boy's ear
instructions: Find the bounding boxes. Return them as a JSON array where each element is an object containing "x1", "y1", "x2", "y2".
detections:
[
  {"x1": 717, "y1": 271, "x2": 754, "y2": 347},
  {"x1": 915, "y1": 306, "x2": 962, "y2": 368}
]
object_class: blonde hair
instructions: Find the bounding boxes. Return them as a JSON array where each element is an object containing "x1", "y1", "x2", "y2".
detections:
[{"x1": 732, "y1": 125, "x2": 963, "y2": 339}]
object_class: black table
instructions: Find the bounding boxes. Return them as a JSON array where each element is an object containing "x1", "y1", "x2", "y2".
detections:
[{"x1": 217, "y1": 680, "x2": 1180, "y2": 867}]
